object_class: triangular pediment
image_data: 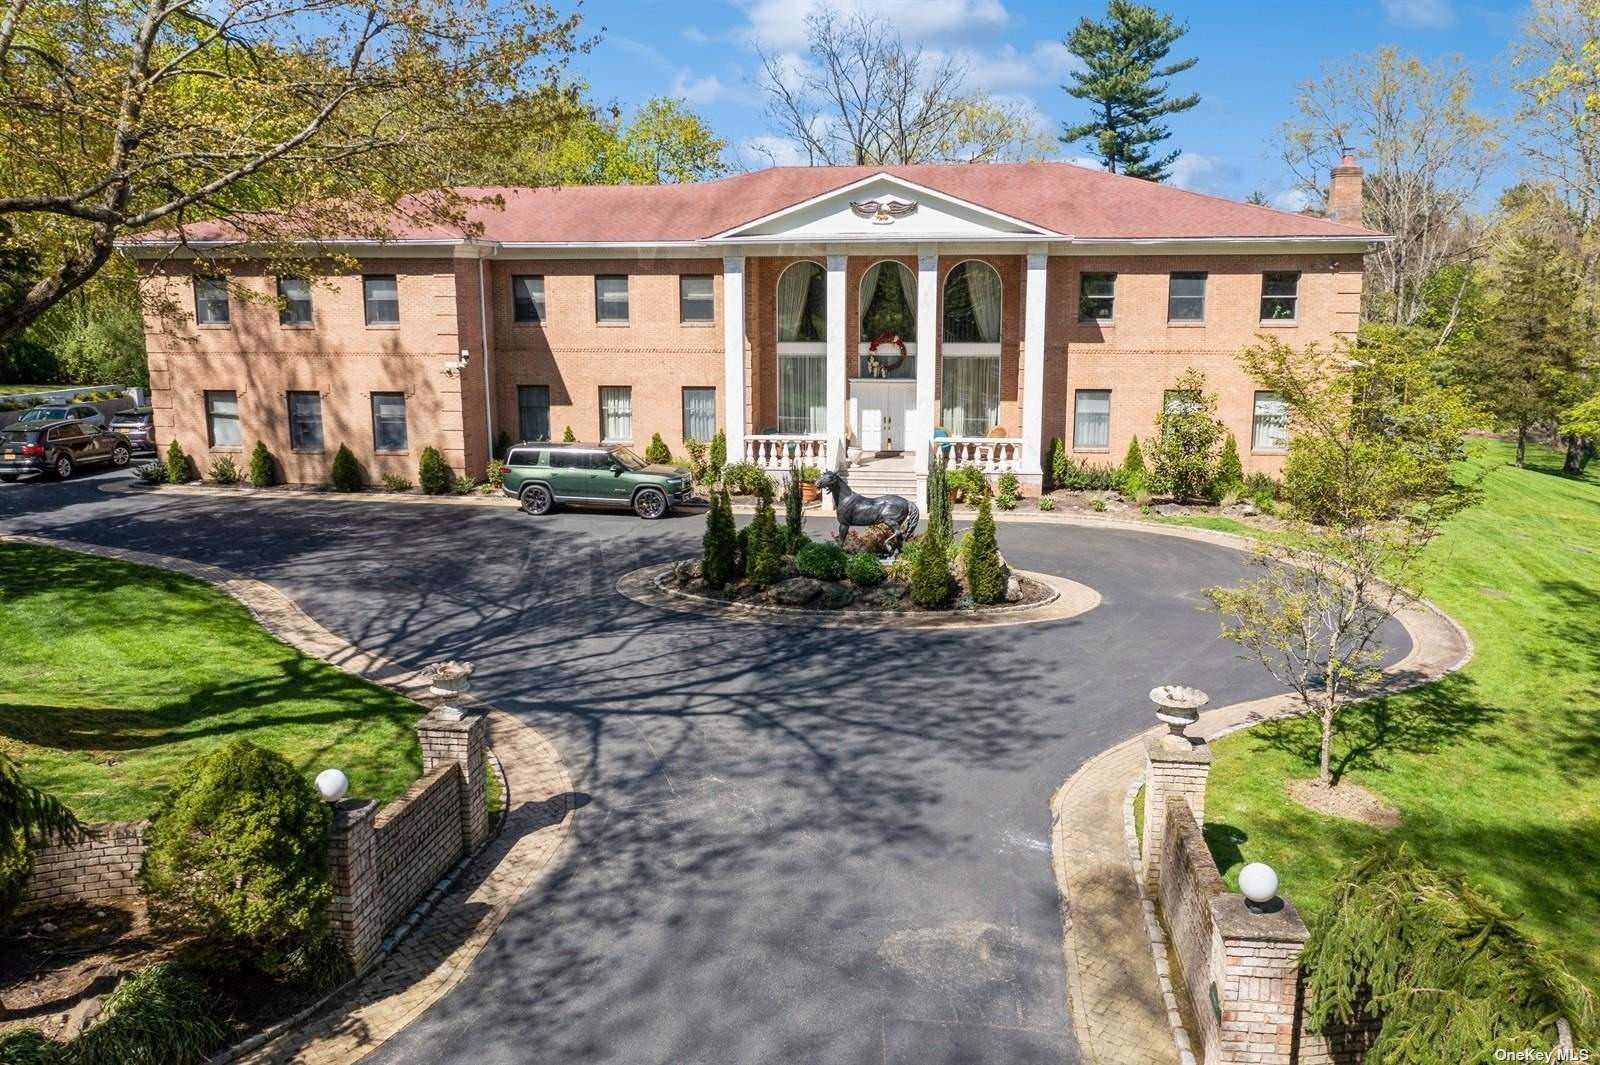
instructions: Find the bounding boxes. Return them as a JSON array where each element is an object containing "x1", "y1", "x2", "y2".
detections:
[{"x1": 710, "y1": 173, "x2": 1058, "y2": 242}]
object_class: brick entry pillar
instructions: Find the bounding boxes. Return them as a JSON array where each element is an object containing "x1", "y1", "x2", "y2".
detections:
[
  {"x1": 326, "y1": 798, "x2": 383, "y2": 973},
  {"x1": 1142, "y1": 733, "x2": 1212, "y2": 894},
  {"x1": 1210, "y1": 896, "x2": 1310, "y2": 1065},
  {"x1": 416, "y1": 709, "x2": 490, "y2": 853}
]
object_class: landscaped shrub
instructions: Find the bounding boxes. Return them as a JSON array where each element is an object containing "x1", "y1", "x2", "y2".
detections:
[
  {"x1": 845, "y1": 552, "x2": 886, "y2": 586},
  {"x1": 1, "y1": 753, "x2": 83, "y2": 925},
  {"x1": 380, "y1": 474, "x2": 412, "y2": 493},
  {"x1": 0, "y1": 827, "x2": 27, "y2": 928},
  {"x1": 909, "y1": 530, "x2": 951, "y2": 607},
  {"x1": 418, "y1": 446, "x2": 451, "y2": 495},
  {"x1": 64, "y1": 963, "x2": 230, "y2": 1065},
  {"x1": 1215, "y1": 432, "x2": 1244, "y2": 497},
  {"x1": 644, "y1": 432, "x2": 671, "y2": 464},
  {"x1": 0, "y1": 1026, "x2": 53, "y2": 1065},
  {"x1": 684, "y1": 438, "x2": 709, "y2": 483},
  {"x1": 140, "y1": 740, "x2": 334, "y2": 979},
  {"x1": 926, "y1": 449, "x2": 952, "y2": 541},
  {"x1": 1118, "y1": 436, "x2": 1146, "y2": 493},
  {"x1": 795, "y1": 541, "x2": 848, "y2": 581},
  {"x1": 720, "y1": 461, "x2": 770, "y2": 496},
  {"x1": 701, "y1": 489, "x2": 737, "y2": 590},
  {"x1": 964, "y1": 497, "x2": 1005, "y2": 604},
  {"x1": 1055, "y1": 456, "x2": 1118, "y2": 491},
  {"x1": 1048, "y1": 437, "x2": 1068, "y2": 491},
  {"x1": 782, "y1": 467, "x2": 804, "y2": 550},
  {"x1": 329, "y1": 444, "x2": 362, "y2": 492},
  {"x1": 947, "y1": 464, "x2": 990, "y2": 502},
  {"x1": 133, "y1": 461, "x2": 166, "y2": 485},
  {"x1": 247, "y1": 441, "x2": 274, "y2": 488},
  {"x1": 450, "y1": 476, "x2": 476, "y2": 495},
  {"x1": 996, "y1": 470, "x2": 1020, "y2": 510},
  {"x1": 745, "y1": 491, "x2": 783, "y2": 589},
  {"x1": 1148, "y1": 368, "x2": 1224, "y2": 501},
  {"x1": 709, "y1": 429, "x2": 727, "y2": 482},
  {"x1": 561, "y1": 425, "x2": 576, "y2": 443},
  {"x1": 484, "y1": 459, "x2": 505, "y2": 490},
  {"x1": 207, "y1": 456, "x2": 239, "y2": 485},
  {"x1": 164, "y1": 440, "x2": 190, "y2": 484},
  {"x1": 1038, "y1": 497, "x2": 1056, "y2": 511}
]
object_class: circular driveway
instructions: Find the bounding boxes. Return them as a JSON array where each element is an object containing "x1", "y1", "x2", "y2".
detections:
[{"x1": 0, "y1": 477, "x2": 1409, "y2": 1065}]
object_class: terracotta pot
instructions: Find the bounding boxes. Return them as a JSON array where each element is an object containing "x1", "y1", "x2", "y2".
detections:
[{"x1": 801, "y1": 482, "x2": 819, "y2": 503}]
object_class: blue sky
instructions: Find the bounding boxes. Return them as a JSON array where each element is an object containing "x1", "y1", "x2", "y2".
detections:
[{"x1": 566, "y1": 0, "x2": 1526, "y2": 205}]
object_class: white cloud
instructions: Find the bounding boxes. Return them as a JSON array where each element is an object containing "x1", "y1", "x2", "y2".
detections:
[
  {"x1": 1269, "y1": 187, "x2": 1317, "y2": 213},
  {"x1": 1064, "y1": 154, "x2": 1103, "y2": 170},
  {"x1": 947, "y1": 39, "x2": 1079, "y2": 93},
  {"x1": 1381, "y1": 0, "x2": 1454, "y2": 28},
  {"x1": 738, "y1": 135, "x2": 812, "y2": 169},
  {"x1": 737, "y1": 0, "x2": 1011, "y2": 49},
  {"x1": 671, "y1": 70, "x2": 727, "y2": 105},
  {"x1": 1168, "y1": 153, "x2": 1240, "y2": 195},
  {"x1": 680, "y1": 26, "x2": 716, "y2": 44}
]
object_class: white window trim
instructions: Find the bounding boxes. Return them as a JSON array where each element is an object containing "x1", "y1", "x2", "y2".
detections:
[{"x1": 940, "y1": 258, "x2": 1003, "y2": 347}]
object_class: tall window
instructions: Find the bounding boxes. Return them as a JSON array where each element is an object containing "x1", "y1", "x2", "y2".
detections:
[
  {"x1": 776, "y1": 262, "x2": 827, "y2": 434},
  {"x1": 517, "y1": 385, "x2": 550, "y2": 442},
  {"x1": 942, "y1": 261, "x2": 1001, "y2": 344},
  {"x1": 1260, "y1": 272, "x2": 1300, "y2": 321},
  {"x1": 941, "y1": 261, "x2": 1001, "y2": 436},
  {"x1": 194, "y1": 277, "x2": 231, "y2": 325},
  {"x1": 683, "y1": 387, "x2": 716, "y2": 441},
  {"x1": 599, "y1": 386, "x2": 632, "y2": 441},
  {"x1": 595, "y1": 275, "x2": 629, "y2": 323},
  {"x1": 1079, "y1": 273, "x2": 1116, "y2": 321},
  {"x1": 363, "y1": 275, "x2": 399, "y2": 325},
  {"x1": 371, "y1": 392, "x2": 408, "y2": 451},
  {"x1": 679, "y1": 275, "x2": 714, "y2": 322},
  {"x1": 858, "y1": 261, "x2": 916, "y2": 378},
  {"x1": 277, "y1": 278, "x2": 313, "y2": 326},
  {"x1": 287, "y1": 391, "x2": 323, "y2": 450},
  {"x1": 1167, "y1": 272, "x2": 1207, "y2": 322},
  {"x1": 1253, "y1": 391, "x2": 1289, "y2": 450},
  {"x1": 1073, "y1": 390, "x2": 1111, "y2": 449},
  {"x1": 512, "y1": 276, "x2": 545, "y2": 324},
  {"x1": 204, "y1": 390, "x2": 240, "y2": 447}
]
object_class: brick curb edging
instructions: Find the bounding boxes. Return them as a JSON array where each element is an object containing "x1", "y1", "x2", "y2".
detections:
[
  {"x1": 0, "y1": 534, "x2": 577, "y2": 1065},
  {"x1": 1044, "y1": 519, "x2": 1473, "y2": 1065},
  {"x1": 616, "y1": 562, "x2": 1100, "y2": 630}
]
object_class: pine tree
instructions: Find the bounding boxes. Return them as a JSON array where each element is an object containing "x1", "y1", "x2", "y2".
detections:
[
  {"x1": 644, "y1": 432, "x2": 671, "y2": 464},
  {"x1": 701, "y1": 489, "x2": 737, "y2": 590},
  {"x1": 964, "y1": 497, "x2": 1005, "y2": 604},
  {"x1": 418, "y1": 446, "x2": 451, "y2": 494},
  {"x1": 561, "y1": 425, "x2": 576, "y2": 443},
  {"x1": 248, "y1": 441, "x2": 275, "y2": 488},
  {"x1": 746, "y1": 490, "x2": 784, "y2": 588},
  {"x1": 329, "y1": 444, "x2": 362, "y2": 492},
  {"x1": 783, "y1": 463, "x2": 805, "y2": 551},
  {"x1": 1060, "y1": 0, "x2": 1200, "y2": 181},
  {"x1": 1216, "y1": 432, "x2": 1244, "y2": 495},
  {"x1": 926, "y1": 448, "x2": 952, "y2": 543},
  {"x1": 910, "y1": 530, "x2": 951, "y2": 608},
  {"x1": 164, "y1": 439, "x2": 190, "y2": 484},
  {"x1": 1048, "y1": 437, "x2": 1068, "y2": 491},
  {"x1": 709, "y1": 429, "x2": 727, "y2": 482}
]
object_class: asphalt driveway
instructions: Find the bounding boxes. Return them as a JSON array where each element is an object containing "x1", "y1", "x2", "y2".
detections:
[{"x1": 0, "y1": 475, "x2": 1410, "y2": 1065}]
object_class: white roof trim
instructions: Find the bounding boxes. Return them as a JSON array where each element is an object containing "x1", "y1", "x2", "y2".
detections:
[{"x1": 704, "y1": 172, "x2": 1062, "y2": 241}]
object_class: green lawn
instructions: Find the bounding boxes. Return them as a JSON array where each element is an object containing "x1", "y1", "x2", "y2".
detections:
[
  {"x1": 0, "y1": 384, "x2": 65, "y2": 397},
  {"x1": 1204, "y1": 441, "x2": 1600, "y2": 993},
  {"x1": 0, "y1": 543, "x2": 424, "y2": 822}
]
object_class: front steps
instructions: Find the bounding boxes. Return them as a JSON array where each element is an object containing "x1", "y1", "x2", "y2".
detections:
[{"x1": 843, "y1": 453, "x2": 918, "y2": 501}]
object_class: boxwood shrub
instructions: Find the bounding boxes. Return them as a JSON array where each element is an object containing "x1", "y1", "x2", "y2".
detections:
[
  {"x1": 845, "y1": 552, "x2": 886, "y2": 586},
  {"x1": 418, "y1": 446, "x2": 451, "y2": 495},
  {"x1": 795, "y1": 541, "x2": 848, "y2": 581}
]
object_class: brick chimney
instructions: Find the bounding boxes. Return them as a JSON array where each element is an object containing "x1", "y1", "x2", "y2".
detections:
[{"x1": 1327, "y1": 151, "x2": 1363, "y2": 226}]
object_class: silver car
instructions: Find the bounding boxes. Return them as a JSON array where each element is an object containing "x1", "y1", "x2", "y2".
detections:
[{"x1": 15, "y1": 403, "x2": 106, "y2": 429}]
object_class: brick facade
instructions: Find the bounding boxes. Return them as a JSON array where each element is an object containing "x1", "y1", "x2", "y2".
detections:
[{"x1": 20, "y1": 821, "x2": 148, "y2": 911}]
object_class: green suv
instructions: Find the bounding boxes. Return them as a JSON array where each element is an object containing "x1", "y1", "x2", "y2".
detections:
[{"x1": 501, "y1": 442, "x2": 694, "y2": 519}]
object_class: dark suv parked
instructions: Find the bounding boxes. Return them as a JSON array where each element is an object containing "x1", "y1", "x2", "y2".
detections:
[
  {"x1": 501, "y1": 442, "x2": 693, "y2": 519},
  {"x1": 0, "y1": 421, "x2": 133, "y2": 481},
  {"x1": 109, "y1": 406, "x2": 156, "y2": 453}
]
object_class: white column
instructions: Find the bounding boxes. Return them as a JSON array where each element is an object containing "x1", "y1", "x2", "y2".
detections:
[
  {"x1": 915, "y1": 248, "x2": 938, "y2": 511},
  {"x1": 722, "y1": 255, "x2": 746, "y2": 462},
  {"x1": 825, "y1": 253, "x2": 847, "y2": 470},
  {"x1": 1020, "y1": 250, "x2": 1048, "y2": 481}
]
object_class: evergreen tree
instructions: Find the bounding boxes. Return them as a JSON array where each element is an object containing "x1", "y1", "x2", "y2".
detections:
[
  {"x1": 964, "y1": 497, "x2": 1005, "y2": 604},
  {"x1": 329, "y1": 444, "x2": 362, "y2": 492},
  {"x1": 1215, "y1": 432, "x2": 1244, "y2": 495},
  {"x1": 783, "y1": 464, "x2": 805, "y2": 551},
  {"x1": 926, "y1": 448, "x2": 953, "y2": 543},
  {"x1": 1121, "y1": 435, "x2": 1146, "y2": 482},
  {"x1": 418, "y1": 447, "x2": 451, "y2": 494},
  {"x1": 910, "y1": 530, "x2": 952, "y2": 608},
  {"x1": 644, "y1": 432, "x2": 671, "y2": 464},
  {"x1": 701, "y1": 489, "x2": 737, "y2": 590},
  {"x1": 745, "y1": 489, "x2": 784, "y2": 589},
  {"x1": 562, "y1": 425, "x2": 576, "y2": 443},
  {"x1": 164, "y1": 439, "x2": 190, "y2": 484},
  {"x1": 709, "y1": 429, "x2": 727, "y2": 481},
  {"x1": 1060, "y1": 0, "x2": 1200, "y2": 181},
  {"x1": 1048, "y1": 437, "x2": 1069, "y2": 491},
  {"x1": 248, "y1": 441, "x2": 275, "y2": 488}
]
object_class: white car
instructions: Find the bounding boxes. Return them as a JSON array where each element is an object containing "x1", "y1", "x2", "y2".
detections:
[{"x1": 15, "y1": 403, "x2": 106, "y2": 429}]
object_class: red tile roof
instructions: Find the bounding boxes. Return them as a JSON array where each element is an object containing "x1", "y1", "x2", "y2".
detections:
[{"x1": 141, "y1": 162, "x2": 1382, "y2": 246}]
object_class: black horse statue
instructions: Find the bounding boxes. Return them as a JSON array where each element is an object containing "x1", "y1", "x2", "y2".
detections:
[{"x1": 817, "y1": 470, "x2": 920, "y2": 554}]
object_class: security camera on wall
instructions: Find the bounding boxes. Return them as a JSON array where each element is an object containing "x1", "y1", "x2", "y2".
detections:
[{"x1": 440, "y1": 348, "x2": 470, "y2": 376}]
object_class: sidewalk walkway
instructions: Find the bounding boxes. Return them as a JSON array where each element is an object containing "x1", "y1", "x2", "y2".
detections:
[
  {"x1": 2, "y1": 535, "x2": 578, "y2": 1065},
  {"x1": 1046, "y1": 523, "x2": 1473, "y2": 1065}
]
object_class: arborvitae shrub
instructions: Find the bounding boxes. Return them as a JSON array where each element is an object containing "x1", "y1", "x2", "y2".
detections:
[
  {"x1": 644, "y1": 433, "x2": 671, "y2": 464},
  {"x1": 329, "y1": 444, "x2": 362, "y2": 492},
  {"x1": 248, "y1": 441, "x2": 275, "y2": 488},
  {"x1": 926, "y1": 449, "x2": 952, "y2": 542},
  {"x1": 964, "y1": 497, "x2": 1004, "y2": 604},
  {"x1": 910, "y1": 530, "x2": 951, "y2": 607},
  {"x1": 745, "y1": 495, "x2": 784, "y2": 589},
  {"x1": 1119, "y1": 436, "x2": 1146, "y2": 492},
  {"x1": 1048, "y1": 437, "x2": 1069, "y2": 491},
  {"x1": 1216, "y1": 432, "x2": 1244, "y2": 495},
  {"x1": 417, "y1": 447, "x2": 451, "y2": 495},
  {"x1": 164, "y1": 440, "x2": 190, "y2": 484},
  {"x1": 561, "y1": 425, "x2": 576, "y2": 442},
  {"x1": 783, "y1": 467, "x2": 804, "y2": 548},
  {"x1": 709, "y1": 429, "x2": 727, "y2": 481},
  {"x1": 795, "y1": 541, "x2": 848, "y2": 580},
  {"x1": 701, "y1": 489, "x2": 737, "y2": 590}
]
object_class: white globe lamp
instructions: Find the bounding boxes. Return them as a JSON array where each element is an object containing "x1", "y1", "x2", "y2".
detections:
[
  {"x1": 1239, "y1": 862, "x2": 1279, "y2": 912},
  {"x1": 315, "y1": 768, "x2": 349, "y2": 804}
]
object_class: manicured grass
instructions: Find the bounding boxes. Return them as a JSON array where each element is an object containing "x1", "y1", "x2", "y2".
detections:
[
  {"x1": 0, "y1": 384, "x2": 65, "y2": 396},
  {"x1": 0, "y1": 543, "x2": 424, "y2": 822},
  {"x1": 1204, "y1": 441, "x2": 1600, "y2": 992},
  {"x1": 1152, "y1": 515, "x2": 1257, "y2": 535}
]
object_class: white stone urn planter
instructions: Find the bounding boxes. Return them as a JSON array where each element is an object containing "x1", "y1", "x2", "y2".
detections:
[
  {"x1": 422, "y1": 660, "x2": 474, "y2": 720},
  {"x1": 1149, "y1": 684, "x2": 1209, "y2": 750}
]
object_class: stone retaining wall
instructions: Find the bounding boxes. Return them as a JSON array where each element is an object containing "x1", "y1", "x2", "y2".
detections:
[
  {"x1": 373, "y1": 764, "x2": 466, "y2": 933},
  {"x1": 1158, "y1": 802, "x2": 1224, "y2": 1059},
  {"x1": 21, "y1": 821, "x2": 149, "y2": 911}
]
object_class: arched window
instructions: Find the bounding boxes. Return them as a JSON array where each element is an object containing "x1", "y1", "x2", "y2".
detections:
[
  {"x1": 858, "y1": 261, "x2": 916, "y2": 343},
  {"x1": 776, "y1": 261, "x2": 826, "y2": 434},
  {"x1": 940, "y1": 260, "x2": 1002, "y2": 437},
  {"x1": 776, "y1": 261, "x2": 826, "y2": 344},
  {"x1": 942, "y1": 260, "x2": 1002, "y2": 344}
]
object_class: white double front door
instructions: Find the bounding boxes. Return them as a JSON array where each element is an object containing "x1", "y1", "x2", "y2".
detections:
[{"x1": 851, "y1": 380, "x2": 918, "y2": 454}]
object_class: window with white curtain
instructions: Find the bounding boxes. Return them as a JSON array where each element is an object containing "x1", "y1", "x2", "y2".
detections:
[
  {"x1": 941, "y1": 356, "x2": 999, "y2": 437},
  {"x1": 277, "y1": 278, "x2": 313, "y2": 326},
  {"x1": 599, "y1": 386, "x2": 632, "y2": 441},
  {"x1": 205, "y1": 390, "x2": 240, "y2": 447},
  {"x1": 942, "y1": 261, "x2": 1001, "y2": 344},
  {"x1": 194, "y1": 277, "x2": 231, "y2": 325},
  {"x1": 776, "y1": 262, "x2": 827, "y2": 434},
  {"x1": 1073, "y1": 390, "x2": 1111, "y2": 449},
  {"x1": 776, "y1": 262, "x2": 826, "y2": 342},
  {"x1": 777, "y1": 355, "x2": 826, "y2": 434},
  {"x1": 858, "y1": 261, "x2": 916, "y2": 342},
  {"x1": 682, "y1": 387, "x2": 716, "y2": 441},
  {"x1": 371, "y1": 392, "x2": 408, "y2": 451},
  {"x1": 1253, "y1": 391, "x2": 1290, "y2": 450}
]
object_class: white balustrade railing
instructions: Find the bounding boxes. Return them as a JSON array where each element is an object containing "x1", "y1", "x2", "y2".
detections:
[
  {"x1": 743, "y1": 434, "x2": 830, "y2": 473},
  {"x1": 942, "y1": 436, "x2": 1021, "y2": 474}
]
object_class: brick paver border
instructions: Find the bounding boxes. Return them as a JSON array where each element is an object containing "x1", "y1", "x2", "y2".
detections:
[
  {"x1": 1044, "y1": 519, "x2": 1472, "y2": 1065},
  {"x1": 0, "y1": 534, "x2": 577, "y2": 1065}
]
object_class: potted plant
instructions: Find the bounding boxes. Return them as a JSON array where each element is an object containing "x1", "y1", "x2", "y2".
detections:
[{"x1": 798, "y1": 463, "x2": 821, "y2": 503}]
